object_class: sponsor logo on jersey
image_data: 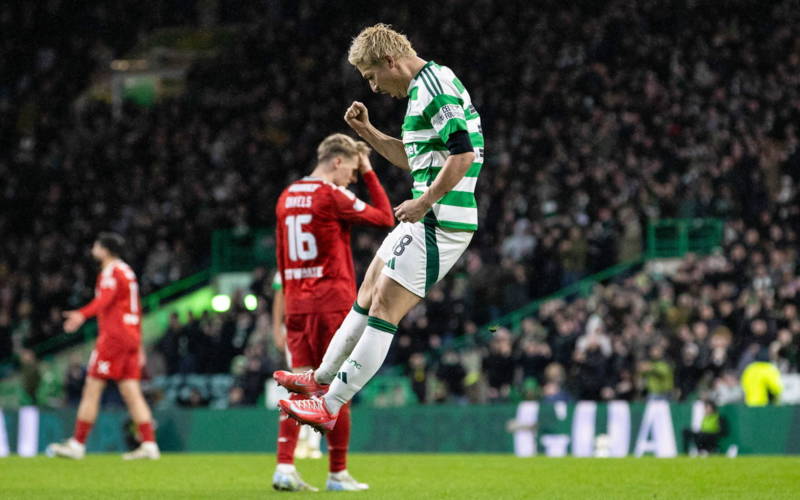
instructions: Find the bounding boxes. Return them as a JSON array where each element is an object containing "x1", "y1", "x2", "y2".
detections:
[
  {"x1": 284, "y1": 266, "x2": 324, "y2": 280},
  {"x1": 431, "y1": 104, "x2": 462, "y2": 129}
]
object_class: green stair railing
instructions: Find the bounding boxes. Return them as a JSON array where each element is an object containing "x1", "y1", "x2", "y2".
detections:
[
  {"x1": 474, "y1": 257, "x2": 645, "y2": 340},
  {"x1": 18, "y1": 268, "x2": 212, "y2": 360}
]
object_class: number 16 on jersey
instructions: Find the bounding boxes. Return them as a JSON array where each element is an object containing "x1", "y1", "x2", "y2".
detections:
[{"x1": 285, "y1": 214, "x2": 318, "y2": 261}]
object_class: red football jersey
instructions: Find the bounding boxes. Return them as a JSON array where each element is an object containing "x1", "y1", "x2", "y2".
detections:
[
  {"x1": 275, "y1": 170, "x2": 394, "y2": 314},
  {"x1": 79, "y1": 259, "x2": 142, "y2": 352}
]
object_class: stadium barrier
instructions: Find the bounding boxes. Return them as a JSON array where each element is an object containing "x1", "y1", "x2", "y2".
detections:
[
  {"x1": 1, "y1": 402, "x2": 798, "y2": 457},
  {"x1": 645, "y1": 218, "x2": 724, "y2": 259}
]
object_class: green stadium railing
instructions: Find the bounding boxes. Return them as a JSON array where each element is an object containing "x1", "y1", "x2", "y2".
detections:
[
  {"x1": 474, "y1": 218, "x2": 725, "y2": 338},
  {"x1": 16, "y1": 268, "x2": 212, "y2": 360},
  {"x1": 211, "y1": 228, "x2": 275, "y2": 274},
  {"x1": 646, "y1": 218, "x2": 724, "y2": 259},
  {"x1": 475, "y1": 257, "x2": 645, "y2": 338}
]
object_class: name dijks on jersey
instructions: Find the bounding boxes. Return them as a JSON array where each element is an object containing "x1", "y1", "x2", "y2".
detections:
[{"x1": 285, "y1": 196, "x2": 313, "y2": 208}]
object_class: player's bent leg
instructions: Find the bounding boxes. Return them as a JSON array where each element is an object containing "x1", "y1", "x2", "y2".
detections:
[
  {"x1": 47, "y1": 376, "x2": 106, "y2": 459},
  {"x1": 118, "y1": 379, "x2": 160, "y2": 460},
  {"x1": 322, "y1": 275, "x2": 421, "y2": 414},
  {"x1": 313, "y1": 255, "x2": 385, "y2": 385}
]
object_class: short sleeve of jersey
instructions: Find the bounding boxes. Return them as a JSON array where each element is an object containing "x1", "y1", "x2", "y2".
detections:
[
  {"x1": 101, "y1": 271, "x2": 119, "y2": 290},
  {"x1": 418, "y1": 67, "x2": 468, "y2": 144}
]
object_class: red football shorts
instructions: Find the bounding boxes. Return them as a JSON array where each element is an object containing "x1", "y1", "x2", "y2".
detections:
[
  {"x1": 88, "y1": 346, "x2": 141, "y2": 381},
  {"x1": 285, "y1": 309, "x2": 349, "y2": 369}
]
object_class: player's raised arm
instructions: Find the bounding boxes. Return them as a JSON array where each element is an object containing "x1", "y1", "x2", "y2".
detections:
[
  {"x1": 345, "y1": 101, "x2": 410, "y2": 171},
  {"x1": 328, "y1": 179, "x2": 394, "y2": 227}
]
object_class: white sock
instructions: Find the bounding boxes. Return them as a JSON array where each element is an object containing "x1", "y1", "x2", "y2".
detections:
[
  {"x1": 276, "y1": 463, "x2": 296, "y2": 474},
  {"x1": 306, "y1": 425, "x2": 321, "y2": 451},
  {"x1": 315, "y1": 303, "x2": 369, "y2": 384},
  {"x1": 323, "y1": 316, "x2": 397, "y2": 414}
]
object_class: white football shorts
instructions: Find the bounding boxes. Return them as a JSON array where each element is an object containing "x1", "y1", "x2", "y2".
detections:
[{"x1": 376, "y1": 220, "x2": 473, "y2": 298}]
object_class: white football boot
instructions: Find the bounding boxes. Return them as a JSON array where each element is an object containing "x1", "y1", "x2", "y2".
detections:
[
  {"x1": 46, "y1": 438, "x2": 85, "y2": 459},
  {"x1": 272, "y1": 468, "x2": 319, "y2": 492},
  {"x1": 326, "y1": 470, "x2": 369, "y2": 491},
  {"x1": 122, "y1": 441, "x2": 161, "y2": 460}
]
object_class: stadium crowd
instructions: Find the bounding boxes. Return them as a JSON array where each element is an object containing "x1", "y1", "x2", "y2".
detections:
[{"x1": 2, "y1": 0, "x2": 799, "y2": 406}]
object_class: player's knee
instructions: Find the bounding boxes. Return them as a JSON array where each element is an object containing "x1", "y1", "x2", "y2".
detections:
[
  {"x1": 118, "y1": 381, "x2": 141, "y2": 401},
  {"x1": 82, "y1": 381, "x2": 104, "y2": 400}
]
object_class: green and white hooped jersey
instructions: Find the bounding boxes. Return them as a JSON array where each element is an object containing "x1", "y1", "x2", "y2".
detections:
[{"x1": 402, "y1": 61, "x2": 484, "y2": 231}]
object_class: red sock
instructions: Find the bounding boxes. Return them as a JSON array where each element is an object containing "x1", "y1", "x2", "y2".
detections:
[
  {"x1": 138, "y1": 422, "x2": 155, "y2": 443},
  {"x1": 277, "y1": 394, "x2": 305, "y2": 464},
  {"x1": 73, "y1": 419, "x2": 93, "y2": 444},
  {"x1": 327, "y1": 402, "x2": 350, "y2": 473}
]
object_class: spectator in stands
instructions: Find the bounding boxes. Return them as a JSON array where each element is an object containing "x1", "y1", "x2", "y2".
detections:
[
  {"x1": 675, "y1": 343, "x2": 703, "y2": 401},
  {"x1": 408, "y1": 353, "x2": 429, "y2": 404},
  {"x1": 64, "y1": 354, "x2": 87, "y2": 407},
  {"x1": 19, "y1": 349, "x2": 41, "y2": 405},
  {"x1": 741, "y1": 348, "x2": 784, "y2": 406},
  {"x1": 483, "y1": 329, "x2": 515, "y2": 401},
  {"x1": 435, "y1": 350, "x2": 466, "y2": 404},
  {"x1": 157, "y1": 313, "x2": 183, "y2": 375},
  {"x1": 515, "y1": 336, "x2": 552, "y2": 387},
  {"x1": 541, "y1": 363, "x2": 571, "y2": 403},
  {"x1": 236, "y1": 345, "x2": 271, "y2": 406},
  {"x1": 640, "y1": 345, "x2": 674, "y2": 400}
]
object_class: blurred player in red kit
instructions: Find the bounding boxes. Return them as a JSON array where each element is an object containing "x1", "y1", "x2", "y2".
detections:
[
  {"x1": 271, "y1": 134, "x2": 393, "y2": 491},
  {"x1": 47, "y1": 233, "x2": 160, "y2": 460}
]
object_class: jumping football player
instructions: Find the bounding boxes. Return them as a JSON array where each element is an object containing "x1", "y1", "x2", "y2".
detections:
[{"x1": 275, "y1": 23, "x2": 483, "y2": 440}]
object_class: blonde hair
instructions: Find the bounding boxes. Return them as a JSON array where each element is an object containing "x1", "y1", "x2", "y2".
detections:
[
  {"x1": 317, "y1": 133, "x2": 368, "y2": 162},
  {"x1": 347, "y1": 23, "x2": 416, "y2": 68}
]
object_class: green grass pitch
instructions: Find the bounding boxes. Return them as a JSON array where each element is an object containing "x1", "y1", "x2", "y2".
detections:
[{"x1": 1, "y1": 454, "x2": 798, "y2": 499}]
